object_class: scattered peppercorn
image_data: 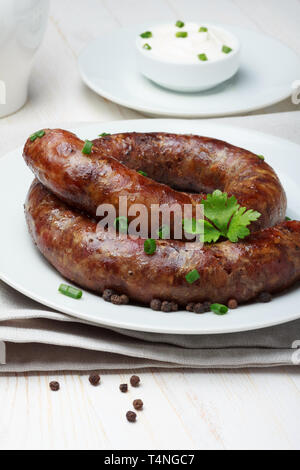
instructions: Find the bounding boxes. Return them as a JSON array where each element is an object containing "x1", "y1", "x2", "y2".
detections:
[
  {"x1": 119, "y1": 294, "x2": 129, "y2": 305},
  {"x1": 126, "y1": 411, "x2": 137, "y2": 423},
  {"x1": 203, "y1": 301, "x2": 211, "y2": 312},
  {"x1": 133, "y1": 399, "x2": 144, "y2": 411},
  {"x1": 89, "y1": 373, "x2": 101, "y2": 386},
  {"x1": 110, "y1": 295, "x2": 120, "y2": 305},
  {"x1": 119, "y1": 384, "x2": 128, "y2": 393},
  {"x1": 186, "y1": 303, "x2": 195, "y2": 312},
  {"x1": 193, "y1": 303, "x2": 206, "y2": 314},
  {"x1": 130, "y1": 375, "x2": 140, "y2": 387},
  {"x1": 150, "y1": 299, "x2": 162, "y2": 311},
  {"x1": 161, "y1": 301, "x2": 173, "y2": 312},
  {"x1": 103, "y1": 289, "x2": 115, "y2": 302},
  {"x1": 258, "y1": 292, "x2": 272, "y2": 303},
  {"x1": 49, "y1": 381, "x2": 60, "y2": 392},
  {"x1": 110, "y1": 294, "x2": 130, "y2": 305},
  {"x1": 228, "y1": 298, "x2": 238, "y2": 309}
]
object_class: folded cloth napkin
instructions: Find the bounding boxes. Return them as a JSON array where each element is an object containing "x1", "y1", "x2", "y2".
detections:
[
  {"x1": 1, "y1": 278, "x2": 300, "y2": 372},
  {"x1": 1, "y1": 112, "x2": 300, "y2": 372}
]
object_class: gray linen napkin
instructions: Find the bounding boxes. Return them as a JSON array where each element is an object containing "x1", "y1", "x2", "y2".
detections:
[
  {"x1": 0, "y1": 112, "x2": 300, "y2": 371},
  {"x1": 0, "y1": 279, "x2": 299, "y2": 372}
]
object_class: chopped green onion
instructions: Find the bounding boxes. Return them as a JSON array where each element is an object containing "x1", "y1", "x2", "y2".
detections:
[
  {"x1": 138, "y1": 170, "x2": 148, "y2": 177},
  {"x1": 157, "y1": 225, "x2": 170, "y2": 240},
  {"x1": 210, "y1": 303, "x2": 228, "y2": 315},
  {"x1": 82, "y1": 140, "x2": 93, "y2": 154},
  {"x1": 144, "y1": 238, "x2": 157, "y2": 255},
  {"x1": 99, "y1": 133, "x2": 111, "y2": 137},
  {"x1": 114, "y1": 216, "x2": 128, "y2": 233},
  {"x1": 143, "y1": 43, "x2": 152, "y2": 50},
  {"x1": 199, "y1": 26, "x2": 208, "y2": 32},
  {"x1": 59, "y1": 284, "x2": 82, "y2": 300},
  {"x1": 185, "y1": 269, "x2": 200, "y2": 284},
  {"x1": 257, "y1": 154, "x2": 265, "y2": 160},
  {"x1": 140, "y1": 31, "x2": 152, "y2": 38},
  {"x1": 222, "y1": 45, "x2": 232, "y2": 54},
  {"x1": 176, "y1": 31, "x2": 188, "y2": 38},
  {"x1": 30, "y1": 130, "x2": 45, "y2": 142},
  {"x1": 198, "y1": 53, "x2": 208, "y2": 61},
  {"x1": 285, "y1": 216, "x2": 292, "y2": 221},
  {"x1": 175, "y1": 20, "x2": 185, "y2": 28}
]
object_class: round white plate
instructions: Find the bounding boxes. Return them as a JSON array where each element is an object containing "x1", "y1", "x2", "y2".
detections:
[
  {"x1": 78, "y1": 24, "x2": 300, "y2": 118},
  {"x1": 1, "y1": 120, "x2": 300, "y2": 334}
]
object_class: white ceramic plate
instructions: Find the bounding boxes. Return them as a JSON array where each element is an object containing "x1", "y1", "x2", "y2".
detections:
[
  {"x1": 1, "y1": 120, "x2": 300, "y2": 334},
  {"x1": 78, "y1": 24, "x2": 300, "y2": 118}
]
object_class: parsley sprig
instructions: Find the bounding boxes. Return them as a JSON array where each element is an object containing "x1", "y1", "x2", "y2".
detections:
[{"x1": 184, "y1": 190, "x2": 261, "y2": 243}]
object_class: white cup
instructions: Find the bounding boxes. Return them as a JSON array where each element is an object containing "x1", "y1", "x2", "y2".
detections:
[{"x1": 0, "y1": 0, "x2": 49, "y2": 118}]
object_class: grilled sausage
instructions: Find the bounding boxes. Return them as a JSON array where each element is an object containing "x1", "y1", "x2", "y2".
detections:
[
  {"x1": 93, "y1": 132, "x2": 287, "y2": 230},
  {"x1": 23, "y1": 129, "x2": 205, "y2": 237},
  {"x1": 23, "y1": 129, "x2": 286, "y2": 234},
  {"x1": 25, "y1": 180, "x2": 300, "y2": 306}
]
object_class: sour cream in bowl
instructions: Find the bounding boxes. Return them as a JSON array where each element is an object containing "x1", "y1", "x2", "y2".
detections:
[{"x1": 136, "y1": 22, "x2": 241, "y2": 92}]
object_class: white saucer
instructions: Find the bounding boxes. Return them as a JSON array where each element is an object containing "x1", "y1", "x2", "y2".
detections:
[
  {"x1": 0, "y1": 120, "x2": 300, "y2": 335},
  {"x1": 78, "y1": 24, "x2": 300, "y2": 117}
]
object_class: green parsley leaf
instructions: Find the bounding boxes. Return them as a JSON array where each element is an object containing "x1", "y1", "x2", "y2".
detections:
[
  {"x1": 201, "y1": 190, "x2": 239, "y2": 236},
  {"x1": 182, "y1": 218, "x2": 203, "y2": 236},
  {"x1": 183, "y1": 218, "x2": 220, "y2": 243},
  {"x1": 227, "y1": 207, "x2": 261, "y2": 242},
  {"x1": 200, "y1": 190, "x2": 261, "y2": 244},
  {"x1": 201, "y1": 220, "x2": 221, "y2": 243}
]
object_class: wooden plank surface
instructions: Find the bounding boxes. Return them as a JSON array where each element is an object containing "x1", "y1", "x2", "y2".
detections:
[{"x1": 0, "y1": 0, "x2": 300, "y2": 450}]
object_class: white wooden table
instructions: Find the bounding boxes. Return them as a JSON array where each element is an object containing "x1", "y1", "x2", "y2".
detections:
[{"x1": 1, "y1": 0, "x2": 300, "y2": 450}]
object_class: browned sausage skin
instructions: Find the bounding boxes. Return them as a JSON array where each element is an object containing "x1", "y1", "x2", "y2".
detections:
[
  {"x1": 25, "y1": 180, "x2": 300, "y2": 306},
  {"x1": 23, "y1": 129, "x2": 286, "y2": 235},
  {"x1": 93, "y1": 132, "x2": 287, "y2": 230},
  {"x1": 23, "y1": 129, "x2": 203, "y2": 236}
]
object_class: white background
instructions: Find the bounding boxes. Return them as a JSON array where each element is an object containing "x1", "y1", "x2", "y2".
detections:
[{"x1": 0, "y1": 0, "x2": 300, "y2": 450}]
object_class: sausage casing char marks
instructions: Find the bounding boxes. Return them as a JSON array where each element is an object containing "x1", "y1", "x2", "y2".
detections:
[
  {"x1": 23, "y1": 129, "x2": 287, "y2": 234},
  {"x1": 23, "y1": 129, "x2": 205, "y2": 236},
  {"x1": 25, "y1": 180, "x2": 300, "y2": 306},
  {"x1": 93, "y1": 132, "x2": 287, "y2": 230}
]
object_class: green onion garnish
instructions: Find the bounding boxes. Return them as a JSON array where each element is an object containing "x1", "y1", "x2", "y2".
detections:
[
  {"x1": 99, "y1": 133, "x2": 111, "y2": 137},
  {"x1": 176, "y1": 31, "x2": 188, "y2": 38},
  {"x1": 30, "y1": 130, "x2": 45, "y2": 142},
  {"x1": 257, "y1": 154, "x2": 265, "y2": 160},
  {"x1": 114, "y1": 216, "x2": 128, "y2": 233},
  {"x1": 176, "y1": 20, "x2": 185, "y2": 28},
  {"x1": 157, "y1": 225, "x2": 170, "y2": 240},
  {"x1": 285, "y1": 216, "x2": 292, "y2": 221},
  {"x1": 143, "y1": 43, "x2": 152, "y2": 50},
  {"x1": 198, "y1": 53, "x2": 208, "y2": 61},
  {"x1": 140, "y1": 31, "x2": 152, "y2": 38},
  {"x1": 185, "y1": 269, "x2": 200, "y2": 284},
  {"x1": 82, "y1": 140, "x2": 93, "y2": 154},
  {"x1": 138, "y1": 170, "x2": 148, "y2": 177},
  {"x1": 144, "y1": 238, "x2": 157, "y2": 255},
  {"x1": 59, "y1": 284, "x2": 82, "y2": 300},
  {"x1": 199, "y1": 26, "x2": 208, "y2": 32},
  {"x1": 222, "y1": 45, "x2": 232, "y2": 54},
  {"x1": 210, "y1": 303, "x2": 228, "y2": 315}
]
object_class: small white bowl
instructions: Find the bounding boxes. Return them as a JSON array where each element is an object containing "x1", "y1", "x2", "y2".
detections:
[{"x1": 136, "y1": 23, "x2": 241, "y2": 92}]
